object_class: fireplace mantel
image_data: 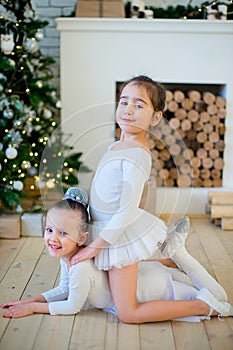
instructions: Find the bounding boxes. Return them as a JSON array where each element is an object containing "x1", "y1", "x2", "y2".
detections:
[
  {"x1": 57, "y1": 18, "x2": 233, "y2": 214},
  {"x1": 57, "y1": 17, "x2": 233, "y2": 33}
]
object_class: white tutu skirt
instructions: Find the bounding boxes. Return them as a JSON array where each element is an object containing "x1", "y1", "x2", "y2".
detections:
[{"x1": 88, "y1": 210, "x2": 167, "y2": 270}]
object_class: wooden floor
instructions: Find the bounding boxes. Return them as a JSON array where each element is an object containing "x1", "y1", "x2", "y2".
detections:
[{"x1": 0, "y1": 217, "x2": 233, "y2": 350}]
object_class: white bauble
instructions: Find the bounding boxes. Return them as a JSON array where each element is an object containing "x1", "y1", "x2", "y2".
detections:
[
  {"x1": 35, "y1": 30, "x2": 44, "y2": 41},
  {"x1": 8, "y1": 58, "x2": 15, "y2": 67},
  {"x1": 13, "y1": 180, "x2": 24, "y2": 191},
  {"x1": 3, "y1": 108, "x2": 14, "y2": 119},
  {"x1": 16, "y1": 205, "x2": 23, "y2": 213},
  {"x1": 24, "y1": 38, "x2": 39, "y2": 53},
  {"x1": 56, "y1": 100, "x2": 62, "y2": 108},
  {"x1": 5, "y1": 147, "x2": 18, "y2": 159},
  {"x1": 43, "y1": 108, "x2": 52, "y2": 119},
  {"x1": 27, "y1": 166, "x2": 38, "y2": 177},
  {"x1": 34, "y1": 125, "x2": 42, "y2": 131}
]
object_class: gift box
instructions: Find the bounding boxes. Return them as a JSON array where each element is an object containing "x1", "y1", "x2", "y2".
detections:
[
  {"x1": 0, "y1": 214, "x2": 21, "y2": 239},
  {"x1": 21, "y1": 213, "x2": 45, "y2": 237},
  {"x1": 75, "y1": 0, "x2": 125, "y2": 18}
]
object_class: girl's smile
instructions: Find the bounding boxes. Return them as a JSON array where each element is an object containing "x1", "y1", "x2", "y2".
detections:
[
  {"x1": 116, "y1": 83, "x2": 156, "y2": 137},
  {"x1": 44, "y1": 208, "x2": 85, "y2": 262}
]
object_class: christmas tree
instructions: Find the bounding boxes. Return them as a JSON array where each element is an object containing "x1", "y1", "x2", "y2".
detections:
[{"x1": 0, "y1": 0, "x2": 89, "y2": 211}]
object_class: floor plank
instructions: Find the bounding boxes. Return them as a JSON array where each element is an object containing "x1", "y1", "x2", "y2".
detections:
[
  {"x1": 192, "y1": 219, "x2": 233, "y2": 301},
  {"x1": 172, "y1": 321, "x2": 211, "y2": 350},
  {"x1": 140, "y1": 322, "x2": 175, "y2": 350}
]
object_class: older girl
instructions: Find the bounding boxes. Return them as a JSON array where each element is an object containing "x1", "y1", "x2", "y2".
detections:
[{"x1": 70, "y1": 76, "x2": 232, "y2": 323}]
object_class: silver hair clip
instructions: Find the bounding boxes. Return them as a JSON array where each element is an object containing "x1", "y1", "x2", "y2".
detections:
[{"x1": 64, "y1": 187, "x2": 88, "y2": 207}]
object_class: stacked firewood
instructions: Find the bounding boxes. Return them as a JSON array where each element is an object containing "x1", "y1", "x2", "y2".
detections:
[
  {"x1": 148, "y1": 89, "x2": 226, "y2": 187},
  {"x1": 207, "y1": 191, "x2": 233, "y2": 230}
]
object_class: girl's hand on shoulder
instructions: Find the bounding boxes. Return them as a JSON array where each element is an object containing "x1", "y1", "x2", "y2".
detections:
[
  {"x1": 71, "y1": 245, "x2": 100, "y2": 265},
  {"x1": 71, "y1": 236, "x2": 108, "y2": 265}
]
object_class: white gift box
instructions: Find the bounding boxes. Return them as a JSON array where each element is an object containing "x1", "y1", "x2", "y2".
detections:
[{"x1": 21, "y1": 213, "x2": 45, "y2": 237}]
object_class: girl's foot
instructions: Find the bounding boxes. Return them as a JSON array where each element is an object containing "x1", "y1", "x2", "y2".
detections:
[
  {"x1": 160, "y1": 216, "x2": 190, "y2": 258},
  {"x1": 197, "y1": 288, "x2": 233, "y2": 317}
]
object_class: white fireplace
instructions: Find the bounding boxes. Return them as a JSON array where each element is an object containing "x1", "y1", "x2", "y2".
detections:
[{"x1": 56, "y1": 18, "x2": 233, "y2": 215}]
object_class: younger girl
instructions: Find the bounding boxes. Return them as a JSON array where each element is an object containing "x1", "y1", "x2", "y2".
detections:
[
  {"x1": 70, "y1": 76, "x2": 233, "y2": 323},
  {"x1": 1, "y1": 188, "x2": 114, "y2": 318}
]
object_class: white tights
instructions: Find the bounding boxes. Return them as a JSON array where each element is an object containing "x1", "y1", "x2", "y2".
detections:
[{"x1": 172, "y1": 247, "x2": 227, "y2": 301}]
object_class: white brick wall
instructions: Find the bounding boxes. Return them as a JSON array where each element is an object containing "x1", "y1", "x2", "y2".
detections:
[{"x1": 34, "y1": 0, "x2": 76, "y2": 91}]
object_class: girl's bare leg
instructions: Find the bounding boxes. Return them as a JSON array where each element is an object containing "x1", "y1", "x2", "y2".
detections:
[{"x1": 108, "y1": 263, "x2": 210, "y2": 324}]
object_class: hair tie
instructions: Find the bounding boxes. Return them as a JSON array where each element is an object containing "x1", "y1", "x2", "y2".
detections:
[{"x1": 64, "y1": 187, "x2": 88, "y2": 207}]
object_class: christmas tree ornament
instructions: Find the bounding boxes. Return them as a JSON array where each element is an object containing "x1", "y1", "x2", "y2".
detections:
[
  {"x1": 34, "y1": 125, "x2": 42, "y2": 131},
  {"x1": 5, "y1": 146, "x2": 18, "y2": 159},
  {"x1": 0, "y1": 73, "x2": 7, "y2": 81},
  {"x1": 3, "y1": 108, "x2": 14, "y2": 119},
  {"x1": 16, "y1": 205, "x2": 23, "y2": 213},
  {"x1": 0, "y1": 143, "x2": 3, "y2": 151},
  {"x1": 24, "y1": 4, "x2": 34, "y2": 19},
  {"x1": 0, "y1": 34, "x2": 15, "y2": 55},
  {"x1": 10, "y1": 130, "x2": 23, "y2": 146},
  {"x1": 14, "y1": 100, "x2": 23, "y2": 110},
  {"x1": 43, "y1": 108, "x2": 52, "y2": 119},
  {"x1": 8, "y1": 58, "x2": 16, "y2": 67},
  {"x1": 13, "y1": 180, "x2": 24, "y2": 191},
  {"x1": 0, "y1": 164, "x2": 1, "y2": 171},
  {"x1": 56, "y1": 100, "x2": 62, "y2": 108},
  {"x1": 35, "y1": 29, "x2": 44, "y2": 41},
  {"x1": 21, "y1": 160, "x2": 31, "y2": 169},
  {"x1": 0, "y1": 84, "x2": 3, "y2": 92},
  {"x1": 24, "y1": 37, "x2": 39, "y2": 53},
  {"x1": 27, "y1": 166, "x2": 38, "y2": 177}
]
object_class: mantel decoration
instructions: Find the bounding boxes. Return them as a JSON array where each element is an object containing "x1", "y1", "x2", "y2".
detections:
[
  {"x1": 0, "y1": 0, "x2": 90, "y2": 212},
  {"x1": 73, "y1": 0, "x2": 233, "y2": 19},
  {"x1": 125, "y1": 0, "x2": 233, "y2": 19}
]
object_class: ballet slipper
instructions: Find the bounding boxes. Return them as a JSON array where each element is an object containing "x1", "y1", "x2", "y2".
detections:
[
  {"x1": 197, "y1": 288, "x2": 233, "y2": 317},
  {"x1": 160, "y1": 216, "x2": 190, "y2": 258}
]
